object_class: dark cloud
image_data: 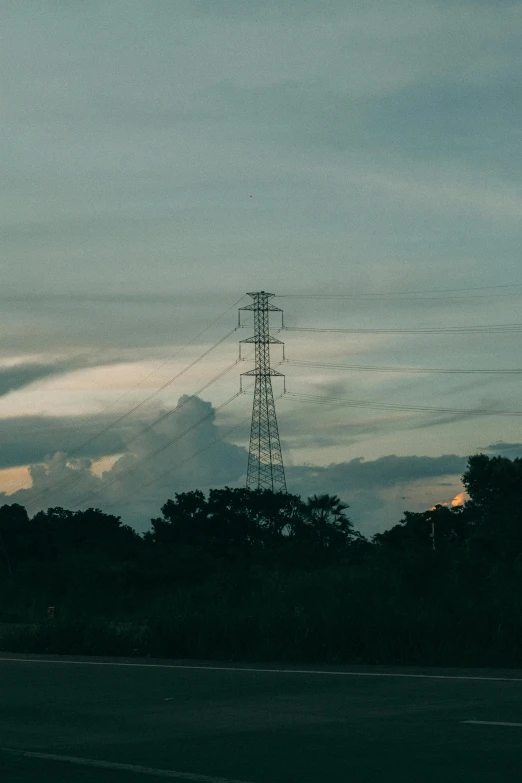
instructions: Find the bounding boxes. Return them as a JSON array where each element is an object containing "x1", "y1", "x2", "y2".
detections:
[
  {"x1": 0, "y1": 362, "x2": 68, "y2": 397},
  {"x1": 287, "y1": 453, "x2": 466, "y2": 493},
  {"x1": 483, "y1": 441, "x2": 522, "y2": 457},
  {"x1": 0, "y1": 357, "x2": 111, "y2": 398},
  {"x1": 406, "y1": 409, "x2": 501, "y2": 431},
  {"x1": 343, "y1": 77, "x2": 522, "y2": 173},
  {"x1": 0, "y1": 411, "x2": 135, "y2": 470}
]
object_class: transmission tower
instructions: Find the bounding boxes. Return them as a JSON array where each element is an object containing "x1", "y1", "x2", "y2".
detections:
[{"x1": 239, "y1": 291, "x2": 287, "y2": 493}]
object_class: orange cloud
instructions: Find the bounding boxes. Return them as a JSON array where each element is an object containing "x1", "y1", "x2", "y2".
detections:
[
  {"x1": 0, "y1": 465, "x2": 32, "y2": 495},
  {"x1": 451, "y1": 491, "x2": 466, "y2": 507},
  {"x1": 430, "y1": 490, "x2": 467, "y2": 511}
]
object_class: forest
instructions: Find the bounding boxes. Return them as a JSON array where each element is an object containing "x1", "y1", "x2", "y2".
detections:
[{"x1": 1, "y1": 453, "x2": 522, "y2": 667}]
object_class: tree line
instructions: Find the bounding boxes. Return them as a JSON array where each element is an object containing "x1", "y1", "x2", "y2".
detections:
[{"x1": 1, "y1": 453, "x2": 521, "y2": 666}]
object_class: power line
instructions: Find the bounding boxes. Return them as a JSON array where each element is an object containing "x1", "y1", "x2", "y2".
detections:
[
  {"x1": 52, "y1": 295, "x2": 246, "y2": 448},
  {"x1": 46, "y1": 327, "x2": 238, "y2": 464},
  {"x1": 15, "y1": 282, "x2": 522, "y2": 515},
  {"x1": 275, "y1": 283, "x2": 522, "y2": 298},
  {"x1": 24, "y1": 335, "x2": 260, "y2": 511},
  {"x1": 283, "y1": 391, "x2": 522, "y2": 417},
  {"x1": 71, "y1": 391, "x2": 244, "y2": 509},
  {"x1": 24, "y1": 356, "x2": 243, "y2": 510},
  {"x1": 284, "y1": 324, "x2": 522, "y2": 335},
  {"x1": 6, "y1": 296, "x2": 246, "y2": 496},
  {"x1": 68, "y1": 348, "x2": 258, "y2": 511},
  {"x1": 103, "y1": 408, "x2": 254, "y2": 513},
  {"x1": 37, "y1": 298, "x2": 245, "y2": 456},
  {"x1": 282, "y1": 360, "x2": 522, "y2": 375},
  {"x1": 278, "y1": 293, "x2": 522, "y2": 302}
]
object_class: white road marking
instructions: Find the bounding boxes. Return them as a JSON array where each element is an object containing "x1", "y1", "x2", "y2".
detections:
[
  {"x1": 1, "y1": 656, "x2": 522, "y2": 682},
  {"x1": 462, "y1": 720, "x2": 522, "y2": 727},
  {"x1": 0, "y1": 748, "x2": 254, "y2": 782}
]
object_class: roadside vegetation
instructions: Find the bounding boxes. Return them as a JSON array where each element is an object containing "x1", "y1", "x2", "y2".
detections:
[{"x1": 1, "y1": 454, "x2": 522, "y2": 666}]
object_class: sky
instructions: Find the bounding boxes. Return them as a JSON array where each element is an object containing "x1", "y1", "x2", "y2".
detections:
[{"x1": 1, "y1": 0, "x2": 522, "y2": 536}]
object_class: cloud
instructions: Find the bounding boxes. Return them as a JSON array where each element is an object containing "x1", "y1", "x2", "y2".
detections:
[
  {"x1": 288, "y1": 453, "x2": 466, "y2": 491},
  {"x1": 451, "y1": 491, "x2": 466, "y2": 506},
  {"x1": 1, "y1": 394, "x2": 467, "y2": 536},
  {"x1": 483, "y1": 440, "x2": 522, "y2": 457},
  {"x1": 0, "y1": 410, "x2": 134, "y2": 470},
  {"x1": 286, "y1": 453, "x2": 467, "y2": 534},
  {"x1": 0, "y1": 388, "x2": 468, "y2": 535},
  {"x1": 2, "y1": 395, "x2": 247, "y2": 531},
  {"x1": 0, "y1": 361, "x2": 83, "y2": 398},
  {"x1": 0, "y1": 352, "x2": 135, "y2": 398}
]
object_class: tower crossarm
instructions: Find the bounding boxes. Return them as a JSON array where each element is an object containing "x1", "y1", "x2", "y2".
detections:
[
  {"x1": 241, "y1": 368, "x2": 285, "y2": 377},
  {"x1": 240, "y1": 335, "x2": 284, "y2": 344},
  {"x1": 240, "y1": 303, "x2": 282, "y2": 312},
  {"x1": 238, "y1": 291, "x2": 284, "y2": 328}
]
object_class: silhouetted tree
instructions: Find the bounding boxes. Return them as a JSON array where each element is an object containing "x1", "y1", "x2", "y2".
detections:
[
  {"x1": 373, "y1": 503, "x2": 473, "y2": 552},
  {"x1": 147, "y1": 488, "x2": 306, "y2": 560},
  {"x1": 463, "y1": 454, "x2": 522, "y2": 562},
  {"x1": 0, "y1": 503, "x2": 37, "y2": 572},
  {"x1": 304, "y1": 494, "x2": 354, "y2": 547}
]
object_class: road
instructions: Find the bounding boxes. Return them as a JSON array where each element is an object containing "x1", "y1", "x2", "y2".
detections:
[{"x1": 1, "y1": 653, "x2": 522, "y2": 782}]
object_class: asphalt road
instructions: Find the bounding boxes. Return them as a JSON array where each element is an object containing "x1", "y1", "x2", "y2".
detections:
[{"x1": 1, "y1": 653, "x2": 522, "y2": 782}]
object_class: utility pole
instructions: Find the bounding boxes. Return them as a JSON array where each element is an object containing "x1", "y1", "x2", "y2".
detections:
[
  {"x1": 428, "y1": 517, "x2": 436, "y2": 551},
  {"x1": 239, "y1": 291, "x2": 287, "y2": 493}
]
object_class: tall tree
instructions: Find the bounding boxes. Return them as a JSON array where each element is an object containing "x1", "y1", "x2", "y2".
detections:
[{"x1": 302, "y1": 494, "x2": 360, "y2": 552}]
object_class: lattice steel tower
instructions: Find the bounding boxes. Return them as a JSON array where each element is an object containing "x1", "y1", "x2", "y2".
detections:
[{"x1": 239, "y1": 291, "x2": 287, "y2": 493}]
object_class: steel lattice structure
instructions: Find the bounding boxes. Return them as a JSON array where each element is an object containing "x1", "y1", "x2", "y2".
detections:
[{"x1": 239, "y1": 291, "x2": 287, "y2": 493}]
